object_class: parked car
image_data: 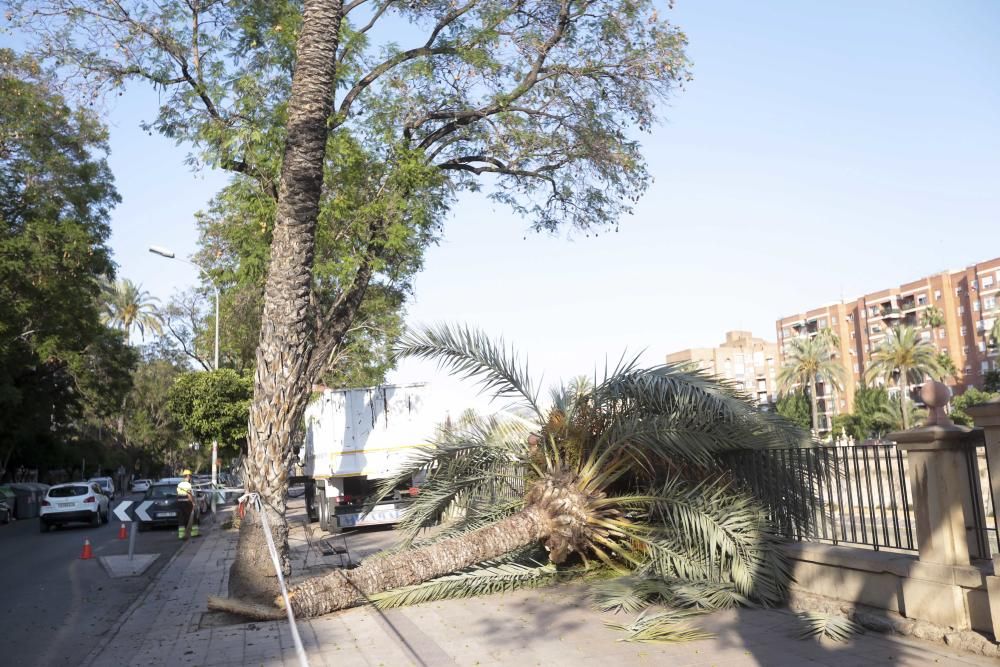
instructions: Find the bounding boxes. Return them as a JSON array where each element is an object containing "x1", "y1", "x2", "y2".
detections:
[
  {"x1": 131, "y1": 479, "x2": 152, "y2": 493},
  {"x1": 0, "y1": 500, "x2": 10, "y2": 524},
  {"x1": 88, "y1": 477, "x2": 116, "y2": 500},
  {"x1": 160, "y1": 476, "x2": 209, "y2": 514},
  {"x1": 40, "y1": 482, "x2": 110, "y2": 531},
  {"x1": 137, "y1": 482, "x2": 195, "y2": 531}
]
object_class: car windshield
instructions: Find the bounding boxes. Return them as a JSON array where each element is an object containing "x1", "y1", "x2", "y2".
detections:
[
  {"x1": 49, "y1": 485, "x2": 89, "y2": 498},
  {"x1": 147, "y1": 485, "x2": 177, "y2": 499}
]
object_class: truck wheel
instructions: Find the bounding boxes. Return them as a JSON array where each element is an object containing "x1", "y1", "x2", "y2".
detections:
[{"x1": 317, "y1": 493, "x2": 328, "y2": 531}]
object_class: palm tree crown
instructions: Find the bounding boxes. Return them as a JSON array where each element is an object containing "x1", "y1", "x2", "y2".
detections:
[
  {"x1": 920, "y1": 306, "x2": 945, "y2": 330},
  {"x1": 226, "y1": 324, "x2": 811, "y2": 636},
  {"x1": 102, "y1": 278, "x2": 163, "y2": 340},
  {"x1": 776, "y1": 334, "x2": 845, "y2": 435},
  {"x1": 865, "y1": 326, "x2": 942, "y2": 430}
]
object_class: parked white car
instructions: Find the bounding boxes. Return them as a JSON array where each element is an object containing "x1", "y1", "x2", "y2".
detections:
[
  {"x1": 88, "y1": 476, "x2": 116, "y2": 500},
  {"x1": 131, "y1": 479, "x2": 152, "y2": 493},
  {"x1": 40, "y1": 482, "x2": 110, "y2": 531}
]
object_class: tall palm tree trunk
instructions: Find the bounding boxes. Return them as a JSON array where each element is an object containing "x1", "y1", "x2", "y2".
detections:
[
  {"x1": 230, "y1": 0, "x2": 343, "y2": 603},
  {"x1": 809, "y1": 377, "x2": 819, "y2": 435},
  {"x1": 285, "y1": 507, "x2": 548, "y2": 617},
  {"x1": 899, "y1": 366, "x2": 909, "y2": 430}
]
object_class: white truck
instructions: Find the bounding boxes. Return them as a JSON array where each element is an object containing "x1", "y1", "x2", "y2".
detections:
[{"x1": 299, "y1": 383, "x2": 444, "y2": 532}]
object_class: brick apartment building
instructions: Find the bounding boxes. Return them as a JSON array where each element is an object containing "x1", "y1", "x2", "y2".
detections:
[
  {"x1": 666, "y1": 331, "x2": 781, "y2": 408},
  {"x1": 776, "y1": 256, "x2": 1000, "y2": 431}
]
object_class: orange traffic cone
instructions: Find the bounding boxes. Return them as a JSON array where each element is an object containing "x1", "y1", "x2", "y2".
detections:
[
  {"x1": 118, "y1": 523, "x2": 128, "y2": 540},
  {"x1": 80, "y1": 538, "x2": 93, "y2": 560}
]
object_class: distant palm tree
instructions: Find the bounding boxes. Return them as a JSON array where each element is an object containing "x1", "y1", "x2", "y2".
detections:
[
  {"x1": 990, "y1": 319, "x2": 1000, "y2": 350},
  {"x1": 934, "y1": 352, "x2": 959, "y2": 383},
  {"x1": 102, "y1": 278, "x2": 163, "y2": 340},
  {"x1": 920, "y1": 306, "x2": 945, "y2": 330},
  {"x1": 777, "y1": 335, "x2": 846, "y2": 436},
  {"x1": 865, "y1": 326, "x2": 943, "y2": 430}
]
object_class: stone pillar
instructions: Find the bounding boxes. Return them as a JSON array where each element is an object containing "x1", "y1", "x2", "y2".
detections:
[
  {"x1": 889, "y1": 381, "x2": 980, "y2": 630},
  {"x1": 966, "y1": 397, "x2": 1000, "y2": 639}
]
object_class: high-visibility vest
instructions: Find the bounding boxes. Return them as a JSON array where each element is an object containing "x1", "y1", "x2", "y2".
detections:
[{"x1": 177, "y1": 480, "x2": 193, "y2": 501}]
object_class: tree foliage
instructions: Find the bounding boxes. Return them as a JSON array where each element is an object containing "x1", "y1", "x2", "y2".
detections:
[
  {"x1": 950, "y1": 387, "x2": 999, "y2": 427},
  {"x1": 0, "y1": 48, "x2": 127, "y2": 474},
  {"x1": 101, "y1": 278, "x2": 163, "y2": 340},
  {"x1": 775, "y1": 391, "x2": 810, "y2": 431},
  {"x1": 12, "y1": 0, "x2": 692, "y2": 389},
  {"x1": 776, "y1": 335, "x2": 844, "y2": 434},
  {"x1": 865, "y1": 326, "x2": 942, "y2": 430},
  {"x1": 167, "y1": 369, "x2": 252, "y2": 456}
]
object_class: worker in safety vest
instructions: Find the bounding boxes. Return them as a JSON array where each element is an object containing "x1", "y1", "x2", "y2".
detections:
[{"x1": 176, "y1": 469, "x2": 200, "y2": 539}]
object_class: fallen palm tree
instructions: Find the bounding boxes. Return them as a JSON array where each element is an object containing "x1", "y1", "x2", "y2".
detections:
[{"x1": 211, "y1": 324, "x2": 813, "y2": 637}]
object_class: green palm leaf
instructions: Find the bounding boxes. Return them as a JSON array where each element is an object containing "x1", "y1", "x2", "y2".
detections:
[
  {"x1": 393, "y1": 323, "x2": 541, "y2": 415},
  {"x1": 369, "y1": 560, "x2": 570, "y2": 609}
]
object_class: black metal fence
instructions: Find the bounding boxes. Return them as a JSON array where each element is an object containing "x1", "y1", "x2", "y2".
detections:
[{"x1": 728, "y1": 443, "x2": 1000, "y2": 558}]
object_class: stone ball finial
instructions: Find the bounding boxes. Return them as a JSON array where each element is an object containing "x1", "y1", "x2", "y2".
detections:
[{"x1": 921, "y1": 380, "x2": 953, "y2": 427}]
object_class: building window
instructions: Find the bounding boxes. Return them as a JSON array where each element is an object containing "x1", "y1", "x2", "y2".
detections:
[
  {"x1": 982, "y1": 361, "x2": 990, "y2": 374},
  {"x1": 979, "y1": 341, "x2": 986, "y2": 352},
  {"x1": 974, "y1": 301, "x2": 980, "y2": 311},
  {"x1": 935, "y1": 289, "x2": 942, "y2": 300},
  {"x1": 985, "y1": 297, "x2": 996, "y2": 309},
  {"x1": 958, "y1": 306, "x2": 965, "y2": 315},
  {"x1": 961, "y1": 326, "x2": 967, "y2": 336},
  {"x1": 831, "y1": 316, "x2": 837, "y2": 325},
  {"x1": 972, "y1": 279, "x2": 979, "y2": 290},
  {"x1": 853, "y1": 363, "x2": 859, "y2": 372},
  {"x1": 957, "y1": 287, "x2": 964, "y2": 296},
  {"x1": 985, "y1": 276, "x2": 995, "y2": 288},
  {"x1": 917, "y1": 294, "x2": 928, "y2": 305},
  {"x1": 920, "y1": 331, "x2": 931, "y2": 341},
  {"x1": 939, "y1": 330, "x2": 946, "y2": 339}
]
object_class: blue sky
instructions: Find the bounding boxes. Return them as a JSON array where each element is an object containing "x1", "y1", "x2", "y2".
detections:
[{"x1": 9, "y1": 1, "x2": 998, "y2": 391}]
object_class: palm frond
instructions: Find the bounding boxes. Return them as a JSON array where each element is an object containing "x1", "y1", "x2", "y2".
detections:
[
  {"x1": 394, "y1": 323, "x2": 541, "y2": 415},
  {"x1": 606, "y1": 609, "x2": 713, "y2": 644},
  {"x1": 641, "y1": 475, "x2": 791, "y2": 606},
  {"x1": 369, "y1": 560, "x2": 571, "y2": 609},
  {"x1": 794, "y1": 612, "x2": 864, "y2": 642},
  {"x1": 371, "y1": 414, "x2": 531, "y2": 543},
  {"x1": 591, "y1": 575, "x2": 675, "y2": 614}
]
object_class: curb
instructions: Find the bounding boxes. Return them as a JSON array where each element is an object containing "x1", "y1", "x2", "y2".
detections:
[{"x1": 79, "y1": 519, "x2": 226, "y2": 667}]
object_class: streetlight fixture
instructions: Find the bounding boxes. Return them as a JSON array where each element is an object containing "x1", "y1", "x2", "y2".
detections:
[{"x1": 150, "y1": 245, "x2": 222, "y2": 515}]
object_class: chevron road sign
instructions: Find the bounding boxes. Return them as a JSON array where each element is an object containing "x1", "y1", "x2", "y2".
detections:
[{"x1": 112, "y1": 500, "x2": 155, "y2": 523}]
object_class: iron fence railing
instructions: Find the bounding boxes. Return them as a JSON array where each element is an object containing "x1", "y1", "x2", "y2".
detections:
[
  {"x1": 727, "y1": 445, "x2": 917, "y2": 553},
  {"x1": 729, "y1": 443, "x2": 1000, "y2": 559}
]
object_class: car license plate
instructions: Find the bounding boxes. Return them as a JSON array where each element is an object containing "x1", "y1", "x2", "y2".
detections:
[
  {"x1": 157, "y1": 511, "x2": 176, "y2": 518},
  {"x1": 58, "y1": 502, "x2": 74, "y2": 507}
]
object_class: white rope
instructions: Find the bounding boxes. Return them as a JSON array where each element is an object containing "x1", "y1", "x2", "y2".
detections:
[{"x1": 238, "y1": 492, "x2": 310, "y2": 667}]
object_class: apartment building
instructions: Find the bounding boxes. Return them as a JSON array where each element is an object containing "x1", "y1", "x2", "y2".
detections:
[
  {"x1": 776, "y1": 256, "x2": 1000, "y2": 429},
  {"x1": 666, "y1": 331, "x2": 781, "y2": 407}
]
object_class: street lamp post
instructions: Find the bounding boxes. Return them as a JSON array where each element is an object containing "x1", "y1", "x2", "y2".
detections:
[{"x1": 150, "y1": 245, "x2": 221, "y2": 515}]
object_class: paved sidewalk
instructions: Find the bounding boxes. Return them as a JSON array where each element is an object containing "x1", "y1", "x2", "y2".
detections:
[{"x1": 86, "y1": 503, "x2": 1000, "y2": 667}]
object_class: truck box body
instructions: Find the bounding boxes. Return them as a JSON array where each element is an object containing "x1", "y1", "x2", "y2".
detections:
[{"x1": 301, "y1": 383, "x2": 440, "y2": 531}]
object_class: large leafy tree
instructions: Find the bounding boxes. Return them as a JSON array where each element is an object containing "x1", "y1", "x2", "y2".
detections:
[
  {"x1": 865, "y1": 326, "x2": 943, "y2": 431},
  {"x1": 167, "y1": 369, "x2": 253, "y2": 460},
  {"x1": 0, "y1": 49, "x2": 126, "y2": 476},
  {"x1": 211, "y1": 324, "x2": 808, "y2": 626},
  {"x1": 776, "y1": 335, "x2": 845, "y2": 436},
  {"x1": 13, "y1": 0, "x2": 691, "y2": 601}
]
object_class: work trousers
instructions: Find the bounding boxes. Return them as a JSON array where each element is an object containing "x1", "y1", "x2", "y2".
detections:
[{"x1": 177, "y1": 499, "x2": 200, "y2": 539}]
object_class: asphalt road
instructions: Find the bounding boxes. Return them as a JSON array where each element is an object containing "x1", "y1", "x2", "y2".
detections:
[{"x1": 0, "y1": 493, "x2": 187, "y2": 667}]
